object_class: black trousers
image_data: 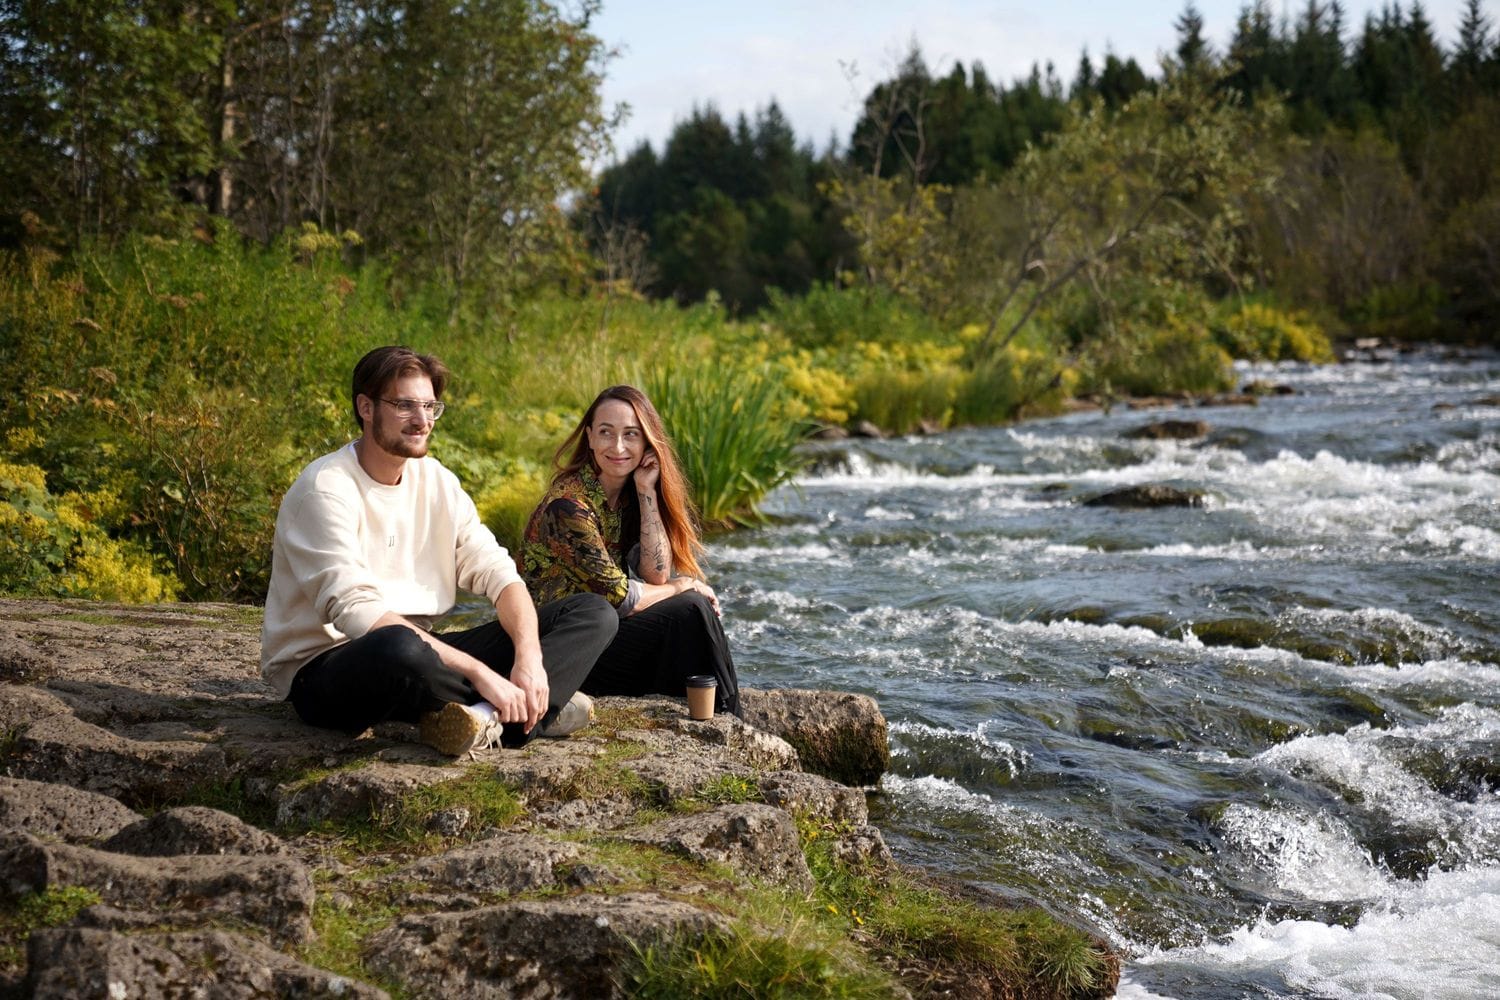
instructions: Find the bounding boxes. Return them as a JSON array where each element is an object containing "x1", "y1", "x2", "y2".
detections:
[
  {"x1": 287, "y1": 593, "x2": 617, "y2": 748},
  {"x1": 581, "y1": 592, "x2": 740, "y2": 716}
]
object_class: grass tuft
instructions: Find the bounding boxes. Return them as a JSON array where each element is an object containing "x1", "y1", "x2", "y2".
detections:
[
  {"x1": 298, "y1": 885, "x2": 408, "y2": 997},
  {"x1": 799, "y1": 814, "x2": 1114, "y2": 997},
  {"x1": 625, "y1": 923, "x2": 898, "y2": 999},
  {"x1": 301, "y1": 767, "x2": 524, "y2": 855}
]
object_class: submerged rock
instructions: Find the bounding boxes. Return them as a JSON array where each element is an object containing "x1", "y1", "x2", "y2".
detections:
[
  {"x1": 1082, "y1": 484, "x2": 1206, "y2": 509},
  {"x1": 1242, "y1": 380, "x2": 1297, "y2": 396},
  {"x1": 1124, "y1": 419, "x2": 1210, "y2": 440}
]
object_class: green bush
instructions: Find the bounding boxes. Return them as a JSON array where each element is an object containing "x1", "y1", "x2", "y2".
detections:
[
  {"x1": 954, "y1": 339, "x2": 1075, "y2": 426},
  {"x1": 1211, "y1": 301, "x2": 1335, "y2": 362},
  {"x1": 0, "y1": 461, "x2": 179, "y2": 603},
  {"x1": 0, "y1": 233, "x2": 383, "y2": 600},
  {"x1": 761, "y1": 283, "x2": 944, "y2": 349},
  {"x1": 851, "y1": 367, "x2": 962, "y2": 433},
  {"x1": 843, "y1": 339, "x2": 970, "y2": 433},
  {"x1": 1080, "y1": 316, "x2": 1235, "y2": 398},
  {"x1": 1344, "y1": 279, "x2": 1444, "y2": 341}
]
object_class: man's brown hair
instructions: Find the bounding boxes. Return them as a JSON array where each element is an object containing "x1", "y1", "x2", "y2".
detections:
[{"x1": 350, "y1": 346, "x2": 450, "y2": 430}]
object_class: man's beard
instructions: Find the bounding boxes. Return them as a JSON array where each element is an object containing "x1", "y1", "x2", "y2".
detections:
[{"x1": 371, "y1": 409, "x2": 429, "y2": 459}]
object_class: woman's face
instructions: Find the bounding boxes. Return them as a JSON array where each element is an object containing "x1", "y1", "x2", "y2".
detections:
[{"x1": 587, "y1": 398, "x2": 647, "y2": 481}]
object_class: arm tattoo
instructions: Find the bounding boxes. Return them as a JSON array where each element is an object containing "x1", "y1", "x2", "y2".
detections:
[{"x1": 641, "y1": 494, "x2": 667, "y2": 574}]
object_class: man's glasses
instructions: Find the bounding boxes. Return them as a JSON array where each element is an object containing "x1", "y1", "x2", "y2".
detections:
[{"x1": 380, "y1": 397, "x2": 445, "y2": 420}]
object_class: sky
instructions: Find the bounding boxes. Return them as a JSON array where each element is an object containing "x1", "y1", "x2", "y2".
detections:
[{"x1": 590, "y1": 0, "x2": 1475, "y2": 161}]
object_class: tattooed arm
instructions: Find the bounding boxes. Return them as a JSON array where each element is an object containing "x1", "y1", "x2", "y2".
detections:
[{"x1": 634, "y1": 448, "x2": 672, "y2": 585}]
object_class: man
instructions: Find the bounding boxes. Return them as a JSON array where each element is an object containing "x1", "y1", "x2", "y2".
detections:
[{"x1": 260, "y1": 346, "x2": 617, "y2": 755}]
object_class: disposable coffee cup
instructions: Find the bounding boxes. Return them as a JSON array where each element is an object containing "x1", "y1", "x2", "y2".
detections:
[{"x1": 685, "y1": 675, "x2": 717, "y2": 720}]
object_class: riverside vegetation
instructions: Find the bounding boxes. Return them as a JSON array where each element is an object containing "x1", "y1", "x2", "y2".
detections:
[{"x1": 0, "y1": 227, "x2": 1335, "y2": 606}]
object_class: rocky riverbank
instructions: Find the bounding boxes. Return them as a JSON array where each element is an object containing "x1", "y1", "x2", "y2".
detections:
[{"x1": 0, "y1": 598, "x2": 1118, "y2": 998}]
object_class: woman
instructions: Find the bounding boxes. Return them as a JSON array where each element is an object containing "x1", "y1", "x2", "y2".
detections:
[{"x1": 520, "y1": 385, "x2": 740, "y2": 716}]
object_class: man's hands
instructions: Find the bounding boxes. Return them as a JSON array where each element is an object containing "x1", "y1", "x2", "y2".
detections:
[
  {"x1": 492, "y1": 580, "x2": 547, "y2": 733},
  {"x1": 457, "y1": 648, "x2": 547, "y2": 733},
  {"x1": 369, "y1": 583, "x2": 550, "y2": 735},
  {"x1": 505, "y1": 647, "x2": 550, "y2": 733}
]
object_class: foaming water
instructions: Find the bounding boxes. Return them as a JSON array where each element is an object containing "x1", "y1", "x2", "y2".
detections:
[
  {"x1": 1217, "y1": 803, "x2": 1389, "y2": 902},
  {"x1": 1122, "y1": 866, "x2": 1500, "y2": 1000},
  {"x1": 715, "y1": 349, "x2": 1500, "y2": 998}
]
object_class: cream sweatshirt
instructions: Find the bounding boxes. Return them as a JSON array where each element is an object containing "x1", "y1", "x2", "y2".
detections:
[{"x1": 259, "y1": 442, "x2": 522, "y2": 697}]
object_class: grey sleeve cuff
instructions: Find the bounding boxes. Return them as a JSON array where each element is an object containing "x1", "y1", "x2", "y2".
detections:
[{"x1": 617, "y1": 579, "x2": 642, "y2": 618}]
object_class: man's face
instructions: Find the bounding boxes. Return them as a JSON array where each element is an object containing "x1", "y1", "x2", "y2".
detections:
[{"x1": 364, "y1": 374, "x2": 438, "y2": 460}]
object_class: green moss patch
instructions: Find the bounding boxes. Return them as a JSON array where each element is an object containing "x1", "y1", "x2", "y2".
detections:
[{"x1": 0, "y1": 885, "x2": 101, "y2": 974}]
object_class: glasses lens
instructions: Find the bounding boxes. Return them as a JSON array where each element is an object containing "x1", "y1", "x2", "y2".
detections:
[{"x1": 385, "y1": 399, "x2": 444, "y2": 419}]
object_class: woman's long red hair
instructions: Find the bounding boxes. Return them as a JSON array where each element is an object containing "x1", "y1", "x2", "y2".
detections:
[{"x1": 551, "y1": 385, "x2": 704, "y2": 579}]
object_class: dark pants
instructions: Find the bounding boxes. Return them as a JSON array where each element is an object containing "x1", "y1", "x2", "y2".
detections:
[
  {"x1": 287, "y1": 593, "x2": 617, "y2": 748},
  {"x1": 581, "y1": 592, "x2": 740, "y2": 716}
]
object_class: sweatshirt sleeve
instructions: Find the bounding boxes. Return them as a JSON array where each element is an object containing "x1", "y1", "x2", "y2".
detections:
[
  {"x1": 451, "y1": 476, "x2": 524, "y2": 605},
  {"x1": 277, "y1": 487, "x2": 389, "y2": 641}
]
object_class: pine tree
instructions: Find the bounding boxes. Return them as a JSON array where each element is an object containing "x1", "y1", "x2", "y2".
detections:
[
  {"x1": 1451, "y1": 0, "x2": 1494, "y2": 92},
  {"x1": 1174, "y1": 3, "x2": 1212, "y2": 70}
]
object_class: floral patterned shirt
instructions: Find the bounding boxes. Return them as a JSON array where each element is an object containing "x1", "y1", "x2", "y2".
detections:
[{"x1": 521, "y1": 466, "x2": 634, "y2": 608}]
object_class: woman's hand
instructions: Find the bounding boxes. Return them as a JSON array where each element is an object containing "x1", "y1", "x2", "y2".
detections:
[
  {"x1": 677, "y1": 575, "x2": 721, "y2": 616},
  {"x1": 634, "y1": 448, "x2": 660, "y2": 493}
]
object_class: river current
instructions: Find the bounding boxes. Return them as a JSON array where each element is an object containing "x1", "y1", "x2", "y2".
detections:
[{"x1": 709, "y1": 348, "x2": 1500, "y2": 999}]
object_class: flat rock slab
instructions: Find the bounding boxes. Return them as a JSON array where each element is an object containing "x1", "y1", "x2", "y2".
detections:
[
  {"x1": 25, "y1": 927, "x2": 386, "y2": 999},
  {"x1": 0, "y1": 775, "x2": 143, "y2": 845},
  {"x1": 392, "y1": 832, "x2": 581, "y2": 897},
  {"x1": 274, "y1": 762, "x2": 468, "y2": 829},
  {"x1": 5, "y1": 702, "x2": 232, "y2": 807},
  {"x1": 0, "y1": 829, "x2": 314, "y2": 944},
  {"x1": 366, "y1": 892, "x2": 726, "y2": 999},
  {"x1": 0, "y1": 598, "x2": 951, "y2": 996},
  {"x1": 101, "y1": 805, "x2": 290, "y2": 857}
]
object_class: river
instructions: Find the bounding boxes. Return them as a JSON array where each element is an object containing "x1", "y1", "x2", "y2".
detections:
[{"x1": 709, "y1": 347, "x2": 1500, "y2": 999}]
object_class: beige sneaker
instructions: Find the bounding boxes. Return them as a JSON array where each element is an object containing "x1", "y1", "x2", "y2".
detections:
[
  {"x1": 418, "y1": 701, "x2": 502, "y2": 756},
  {"x1": 537, "y1": 691, "x2": 595, "y2": 739}
]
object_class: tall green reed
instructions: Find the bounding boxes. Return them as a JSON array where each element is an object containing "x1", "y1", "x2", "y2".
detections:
[{"x1": 647, "y1": 363, "x2": 812, "y2": 528}]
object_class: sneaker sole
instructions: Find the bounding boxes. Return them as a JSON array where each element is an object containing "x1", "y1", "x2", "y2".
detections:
[{"x1": 419, "y1": 702, "x2": 486, "y2": 756}]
